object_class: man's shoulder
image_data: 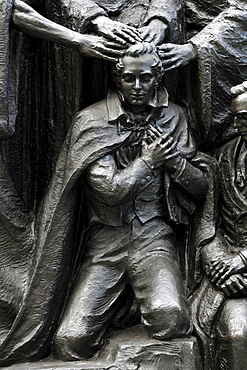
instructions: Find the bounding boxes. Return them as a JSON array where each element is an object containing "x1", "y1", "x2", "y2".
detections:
[
  {"x1": 75, "y1": 98, "x2": 108, "y2": 125},
  {"x1": 219, "y1": 136, "x2": 241, "y2": 154},
  {"x1": 157, "y1": 101, "x2": 187, "y2": 128},
  {"x1": 217, "y1": 136, "x2": 241, "y2": 166},
  {"x1": 166, "y1": 101, "x2": 186, "y2": 115},
  {"x1": 68, "y1": 98, "x2": 111, "y2": 147}
]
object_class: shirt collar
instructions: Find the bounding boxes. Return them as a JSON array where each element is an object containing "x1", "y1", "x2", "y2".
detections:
[{"x1": 106, "y1": 86, "x2": 169, "y2": 124}]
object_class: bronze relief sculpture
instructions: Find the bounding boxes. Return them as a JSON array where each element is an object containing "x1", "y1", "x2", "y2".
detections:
[{"x1": 0, "y1": 0, "x2": 247, "y2": 369}]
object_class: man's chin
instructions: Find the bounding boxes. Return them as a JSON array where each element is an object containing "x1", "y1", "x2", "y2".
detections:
[
  {"x1": 240, "y1": 132, "x2": 247, "y2": 141},
  {"x1": 129, "y1": 98, "x2": 146, "y2": 106}
]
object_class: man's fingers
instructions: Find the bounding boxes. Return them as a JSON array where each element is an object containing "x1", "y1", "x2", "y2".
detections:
[
  {"x1": 147, "y1": 131, "x2": 158, "y2": 141},
  {"x1": 122, "y1": 26, "x2": 142, "y2": 41},
  {"x1": 96, "y1": 53, "x2": 118, "y2": 63},
  {"x1": 147, "y1": 125, "x2": 164, "y2": 138},
  {"x1": 157, "y1": 44, "x2": 174, "y2": 53},
  {"x1": 163, "y1": 63, "x2": 180, "y2": 72},
  {"x1": 146, "y1": 128, "x2": 168, "y2": 143},
  {"x1": 211, "y1": 265, "x2": 230, "y2": 284},
  {"x1": 211, "y1": 259, "x2": 221, "y2": 267},
  {"x1": 143, "y1": 32, "x2": 156, "y2": 43},
  {"x1": 103, "y1": 40, "x2": 127, "y2": 50},
  {"x1": 210, "y1": 267, "x2": 223, "y2": 283},
  {"x1": 162, "y1": 141, "x2": 177, "y2": 153},
  {"x1": 164, "y1": 151, "x2": 180, "y2": 160},
  {"x1": 139, "y1": 28, "x2": 150, "y2": 39},
  {"x1": 115, "y1": 30, "x2": 141, "y2": 44},
  {"x1": 105, "y1": 31, "x2": 127, "y2": 45},
  {"x1": 155, "y1": 125, "x2": 163, "y2": 134},
  {"x1": 160, "y1": 135, "x2": 174, "y2": 145},
  {"x1": 99, "y1": 46, "x2": 124, "y2": 56},
  {"x1": 236, "y1": 279, "x2": 247, "y2": 295},
  {"x1": 160, "y1": 52, "x2": 176, "y2": 61},
  {"x1": 217, "y1": 270, "x2": 232, "y2": 285}
]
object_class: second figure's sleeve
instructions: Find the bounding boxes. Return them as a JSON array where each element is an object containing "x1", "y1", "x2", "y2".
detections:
[
  {"x1": 143, "y1": 0, "x2": 184, "y2": 43},
  {"x1": 47, "y1": 0, "x2": 107, "y2": 33}
]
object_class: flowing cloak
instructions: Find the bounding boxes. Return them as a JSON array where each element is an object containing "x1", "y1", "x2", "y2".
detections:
[
  {"x1": 184, "y1": 0, "x2": 247, "y2": 147},
  {"x1": 189, "y1": 136, "x2": 247, "y2": 370},
  {"x1": 0, "y1": 0, "x2": 34, "y2": 346},
  {"x1": 0, "y1": 90, "x2": 209, "y2": 365},
  {"x1": 0, "y1": 0, "x2": 57, "y2": 212},
  {"x1": 0, "y1": 0, "x2": 20, "y2": 138}
]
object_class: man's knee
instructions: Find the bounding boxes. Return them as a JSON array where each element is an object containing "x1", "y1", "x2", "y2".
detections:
[
  {"x1": 216, "y1": 300, "x2": 247, "y2": 344},
  {"x1": 53, "y1": 325, "x2": 103, "y2": 361},
  {"x1": 142, "y1": 299, "x2": 192, "y2": 340}
]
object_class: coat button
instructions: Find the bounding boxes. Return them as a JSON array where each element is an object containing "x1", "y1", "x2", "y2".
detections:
[{"x1": 141, "y1": 179, "x2": 146, "y2": 185}]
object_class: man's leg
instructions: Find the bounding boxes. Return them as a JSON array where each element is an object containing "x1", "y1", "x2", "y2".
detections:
[
  {"x1": 54, "y1": 225, "x2": 129, "y2": 361},
  {"x1": 129, "y1": 218, "x2": 191, "y2": 340},
  {"x1": 215, "y1": 298, "x2": 247, "y2": 370}
]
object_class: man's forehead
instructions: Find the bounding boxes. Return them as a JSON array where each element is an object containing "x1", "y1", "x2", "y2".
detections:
[
  {"x1": 231, "y1": 92, "x2": 247, "y2": 113},
  {"x1": 121, "y1": 54, "x2": 156, "y2": 72},
  {"x1": 235, "y1": 111, "x2": 247, "y2": 116}
]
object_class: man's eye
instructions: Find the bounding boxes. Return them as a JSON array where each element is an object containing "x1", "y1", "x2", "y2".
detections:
[
  {"x1": 140, "y1": 74, "x2": 153, "y2": 83},
  {"x1": 236, "y1": 113, "x2": 247, "y2": 120},
  {"x1": 122, "y1": 74, "x2": 135, "y2": 82}
]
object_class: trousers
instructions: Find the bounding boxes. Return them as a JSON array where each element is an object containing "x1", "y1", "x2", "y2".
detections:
[{"x1": 54, "y1": 217, "x2": 191, "y2": 360}]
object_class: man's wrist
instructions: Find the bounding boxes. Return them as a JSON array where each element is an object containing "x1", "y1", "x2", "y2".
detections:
[
  {"x1": 91, "y1": 15, "x2": 108, "y2": 30},
  {"x1": 171, "y1": 157, "x2": 186, "y2": 176},
  {"x1": 187, "y1": 41, "x2": 198, "y2": 60},
  {"x1": 236, "y1": 251, "x2": 247, "y2": 268},
  {"x1": 167, "y1": 155, "x2": 185, "y2": 174},
  {"x1": 141, "y1": 156, "x2": 155, "y2": 171}
]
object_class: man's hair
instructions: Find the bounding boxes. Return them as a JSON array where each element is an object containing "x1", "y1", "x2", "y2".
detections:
[
  {"x1": 231, "y1": 81, "x2": 247, "y2": 114},
  {"x1": 113, "y1": 42, "x2": 164, "y2": 88},
  {"x1": 231, "y1": 81, "x2": 247, "y2": 97}
]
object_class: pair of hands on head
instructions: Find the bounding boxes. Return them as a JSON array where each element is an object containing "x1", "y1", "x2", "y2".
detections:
[
  {"x1": 77, "y1": 15, "x2": 197, "y2": 67},
  {"x1": 78, "y1": 17, "x2": 168, "y2": 62}
]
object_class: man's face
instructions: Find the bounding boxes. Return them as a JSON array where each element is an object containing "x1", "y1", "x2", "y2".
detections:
[
  {"x1": 119, "y1": 54, "x2": 157, "y2": 108},
  {"x1": 232, "y1": 93, "x2": 247, "y2": 141},
  {"x1": 234, "y1": 112, "x2": 247, "y2": 141}
]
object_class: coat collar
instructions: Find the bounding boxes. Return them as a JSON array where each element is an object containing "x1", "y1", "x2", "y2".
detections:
[{"x1": 106, "y1": 86, "x2": 169, "y2": 124}]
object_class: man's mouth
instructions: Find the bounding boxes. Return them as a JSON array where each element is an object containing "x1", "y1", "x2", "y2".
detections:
[{"x1": 131, "y1": 94, "x2": 144, "y2": 98}]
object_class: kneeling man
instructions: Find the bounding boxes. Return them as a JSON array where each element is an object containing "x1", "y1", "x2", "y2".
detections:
[{"x1": 54, "y1": 42, "x2": 208, "y2": 361}]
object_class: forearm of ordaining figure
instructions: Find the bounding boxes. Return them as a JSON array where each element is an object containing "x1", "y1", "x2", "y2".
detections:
[
  {"x1": 12, "y1": 1, "x2": 124, "y2": 62},
  {"x1": 12, "y1": 1, "x2": 89, "y2": 49}
]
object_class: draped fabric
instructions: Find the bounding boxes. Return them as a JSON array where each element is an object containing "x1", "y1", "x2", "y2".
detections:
[
  {"x1": 0, "y1": 0, "x2": 35, "y2": 350},
  {"x1": 0, "y1": 0, "x2": 20, "y2": 138},
  {"x1": 185, "y1": 0, "x2": 247, "y2": 147}
]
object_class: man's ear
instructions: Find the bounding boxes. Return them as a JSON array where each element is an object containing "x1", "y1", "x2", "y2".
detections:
[{"x1": 154, "y1": 80, "x2": 159, "y2": 89}]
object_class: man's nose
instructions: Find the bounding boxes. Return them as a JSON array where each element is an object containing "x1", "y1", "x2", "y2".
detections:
[
  {"x1": 233, "y1": 116, "x2": 239, "y2": 128},
  {"x1": 134, "y1": 78, "x2": 141, "y2": 90}
]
